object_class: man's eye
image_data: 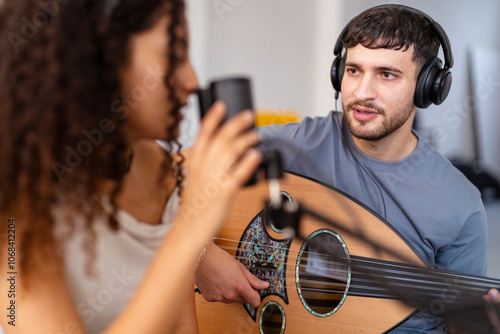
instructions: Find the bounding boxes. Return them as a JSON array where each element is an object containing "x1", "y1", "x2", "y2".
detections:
[{"x1": 382, "y1": 72, "x2": 396, "y2": 79}]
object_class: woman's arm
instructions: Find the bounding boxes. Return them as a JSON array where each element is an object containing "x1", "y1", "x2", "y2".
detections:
[
  {"x1": 0, "y1": 102, "x2": 261, "y2": 334},
  {"x1": 172, "y1": 286, "x2": 199, "y2": 334},
  {"x1": 107, "y1": 102, "x2": 261, "y2": 334}
]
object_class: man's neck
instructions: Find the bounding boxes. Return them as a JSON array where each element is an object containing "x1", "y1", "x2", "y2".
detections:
[{"x1": 351, "y1": 125, "x2": 419, "y2": 162}]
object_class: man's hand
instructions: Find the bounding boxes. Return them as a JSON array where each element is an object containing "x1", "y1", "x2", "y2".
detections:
[
  {"x1": 194, "y1": 242, "x2": 269, "y2": 308},
  {"x1": 483, "y1": 288, "x2": 500, "y2": 333}
]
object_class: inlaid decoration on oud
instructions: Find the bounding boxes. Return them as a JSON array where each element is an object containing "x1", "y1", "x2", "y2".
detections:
[{"x1": 237, "y1": 211, "x2": 292, "y2": 321}]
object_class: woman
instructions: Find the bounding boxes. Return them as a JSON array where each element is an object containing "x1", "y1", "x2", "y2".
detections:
[{"x1": 0, "y1": 0, "x2": 261, "y2": 333}]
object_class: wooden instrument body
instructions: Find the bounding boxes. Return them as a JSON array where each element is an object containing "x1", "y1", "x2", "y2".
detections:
[{"x1": 196, "y1": 172, "x2": 427, "y2": 333}]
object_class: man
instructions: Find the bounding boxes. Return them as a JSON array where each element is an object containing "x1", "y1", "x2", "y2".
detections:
[
  {"x1": 255, "y1": 4, "x2": 498, "y2": 333},
  {"x1": 195, "y1": 4, "x2": 500, "y2": 333}
]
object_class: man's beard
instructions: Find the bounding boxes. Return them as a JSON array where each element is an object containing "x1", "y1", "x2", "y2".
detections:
[{"x1": 342, "y1": 100, "x2": 414, "y2": 141}]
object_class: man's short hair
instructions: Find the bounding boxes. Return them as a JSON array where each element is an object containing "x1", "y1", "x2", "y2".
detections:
[{"x1": 342, "y1": 6, "x2": 441, "y2": 75}]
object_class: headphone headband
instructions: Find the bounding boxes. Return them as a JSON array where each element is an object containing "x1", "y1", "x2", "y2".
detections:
[{"x1": 333, "y1": 4, "x2": 453, "y2": 70}]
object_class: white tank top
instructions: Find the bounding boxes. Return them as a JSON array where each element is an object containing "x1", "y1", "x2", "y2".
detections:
[{"x1": 55, "y1": 190, "x2": 180, "y2": 333}]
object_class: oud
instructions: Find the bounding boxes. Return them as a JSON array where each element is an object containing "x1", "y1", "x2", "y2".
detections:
[{"x1": 195, "y1": 172, "x2": 499, "y2": 333}]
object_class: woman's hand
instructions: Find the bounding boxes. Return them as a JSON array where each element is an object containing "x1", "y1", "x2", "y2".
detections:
[{"x1": 178, "y1": 101, "x2": 262, "y2": 240}]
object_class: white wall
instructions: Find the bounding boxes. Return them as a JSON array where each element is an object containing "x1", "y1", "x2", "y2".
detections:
[
  {"x1": 200, "y1": 0, "x2": 344, "y2": 118},
  {"x1": 181, "y1": 0, "x2": 345, "y2": 148},
  {"x1": 185, "y1": 0, "x2": 500, "y2": 167}
]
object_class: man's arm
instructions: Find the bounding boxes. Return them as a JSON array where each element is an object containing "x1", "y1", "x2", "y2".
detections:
[{"x1": 194, "y1": 242, "x2": 269, "y2": 308}]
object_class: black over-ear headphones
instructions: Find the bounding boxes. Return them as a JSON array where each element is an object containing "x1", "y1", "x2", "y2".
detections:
[{"x1": 330, "y1": 4, "x2": 454, "y2": 109}]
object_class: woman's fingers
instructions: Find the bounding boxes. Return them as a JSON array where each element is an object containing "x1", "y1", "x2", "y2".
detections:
[
  {"x1": 194, "y1": 101, "x2": 227, "y2": 151},
  {"x1": 214, "y1": 128, "x2": 260, "y2": 165},
  {"x1": 228, "y1": 148, "x2": 262, "y2": 187},
  {"x1": 234, "y1": 126, "x2": 260, "y2": 154},
  {"x1": 192, "y1": 102, "x2": 257, "y2": 166},
  {"x1": 193, "y1": 102, "x2": 255, "y2": 160},
  {"x1": 215, "y1": 109, "x2": 254, "y2": 141},
  {"x1": 203, "y1": 110, "x2": 256, "y2": 158}
]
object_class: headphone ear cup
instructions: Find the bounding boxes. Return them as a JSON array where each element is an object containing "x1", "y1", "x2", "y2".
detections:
[
  {"x1": 432, "y1": 67, "x2": 452, "y2": 106},
  {"x1": 414, "y1": 57, "x2": 451, "y2": 108},
  {"x1": 414, "y1": 57, "x2": 439, "y2": 108},
  {"x1": 331, "y1": 54, "x2": 346, "y2": 93}
]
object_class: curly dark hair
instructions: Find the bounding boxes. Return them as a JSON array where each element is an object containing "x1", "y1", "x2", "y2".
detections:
[
  {"x1": 0, "y1": 0, "x2": 186, "y2": 280},
  {"x1": 342, "y1": 5, "x2": 441, "y2": 73}
]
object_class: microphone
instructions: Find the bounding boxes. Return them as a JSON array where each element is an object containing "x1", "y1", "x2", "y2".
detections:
[
  {"x1": 195, "y1": 76, "x2": 254, "y2": 126},
  {"x1": 262, "y1": 150, "x2": 283, "y2": 206},
  {"x1": 195, "y1": 76, "x2": 258, "y2": 185},
  {"x1": 261, "y1": 150, "x2": 301, "y2": 237}
]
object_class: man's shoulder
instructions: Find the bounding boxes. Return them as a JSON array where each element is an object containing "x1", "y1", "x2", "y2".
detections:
[{"x1": 415, "y1": 136, "x2": 482, "y2": 206}]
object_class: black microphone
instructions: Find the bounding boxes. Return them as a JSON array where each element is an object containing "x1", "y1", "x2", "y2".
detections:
[
  {"x1": 195, "y1": 76, "x2": 254, "y2": 126},
  {"x1": 195, "y1": 76, "x2": 258, "y2": 185}
]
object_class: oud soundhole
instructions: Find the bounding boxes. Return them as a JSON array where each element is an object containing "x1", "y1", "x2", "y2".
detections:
[
  {"x1": 296, "y1": 229, "x2": 350, "y2": 317},
  {"x1": 258, "y1": 301, "x2": 285, "y2": 334}
]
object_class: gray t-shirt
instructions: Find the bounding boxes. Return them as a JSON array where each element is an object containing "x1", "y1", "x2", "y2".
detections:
[{"x1": 258, "y1": 111, "x2": 488, "y2": 333}]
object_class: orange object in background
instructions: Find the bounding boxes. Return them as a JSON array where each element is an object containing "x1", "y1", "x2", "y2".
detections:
[{"x1": 255, "y1": 110, "x2": 301, "y2": 127}]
